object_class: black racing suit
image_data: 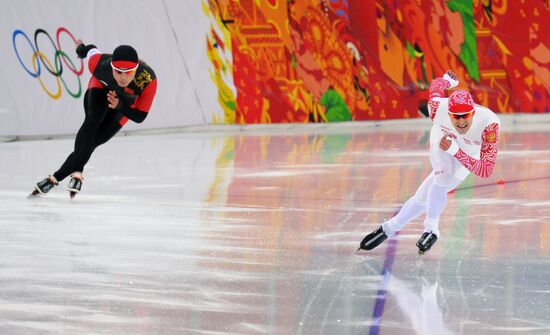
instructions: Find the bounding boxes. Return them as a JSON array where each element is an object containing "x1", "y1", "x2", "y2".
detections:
[{"x1": 53, "y1": 46, "x2": 157, "y2": 181}]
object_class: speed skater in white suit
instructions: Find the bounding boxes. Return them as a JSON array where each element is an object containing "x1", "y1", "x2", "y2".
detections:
[{"x1": 358, "y1": 70, "x2": 501, "y2": 255}]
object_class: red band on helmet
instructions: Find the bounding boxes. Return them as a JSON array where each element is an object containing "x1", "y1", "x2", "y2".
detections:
[
  {"x1": 449, "y1": 104, "x2": 475, "y2": 114},
  {"x1": 111, "y1": 60, "x2": 138, "y2": 70}
]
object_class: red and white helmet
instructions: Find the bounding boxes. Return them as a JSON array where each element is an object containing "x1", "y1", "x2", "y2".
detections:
[{"x1": 448, "y1": 90, "x2": 474, "y2": 114}]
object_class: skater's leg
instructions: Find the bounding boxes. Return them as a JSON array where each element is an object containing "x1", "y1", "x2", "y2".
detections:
[
  {"x1": 419, "y1": 124, "x2": 464, "y2": 236},
  {"x1": 59, "y1": 98, "x2": 122, "y2": 198},
  {"x1": 423, "y1": 174, "x2": 463, "y2": 236},
  {"x1": 93, "y1": 110, "x2": 123, "y2": 147},
  {"x1": 381, "y1": 125, "x2": 448, "y2": 236},
  {"x1": 53, "y1": 89, "x2": 108, "y2": 181},
  {"x1": 382, "y1": 173, "x2": 435, "y2": 236},
  {"x1": 416, "y1": 128, "x2": 468, "y2": 253},
  {"x1": 361, "y1": 173, "x2": 435, "y2": 250}
]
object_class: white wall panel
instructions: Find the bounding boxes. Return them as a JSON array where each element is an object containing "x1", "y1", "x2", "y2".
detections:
[{"x1": 0, "y1": 0, "x2": 221, "y2": 137}]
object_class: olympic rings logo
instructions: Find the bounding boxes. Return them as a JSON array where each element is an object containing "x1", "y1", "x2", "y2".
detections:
[{"x1": 12, "y1": 27, "x2": 84, "y2": 99}]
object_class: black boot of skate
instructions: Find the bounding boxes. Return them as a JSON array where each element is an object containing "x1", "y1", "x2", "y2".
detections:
[
  {"x1": 28, "y1": 176, "x2": 59, "y2": 198},
  {"x1": 358, "y1": 226, "x2": 388, "y2": 251},
  {"x1": 416, "y1": 232, "x2": 438, "y2": 255},
  {"x1": 67, "y1": 174, "x2": 83, "y2": 199}
]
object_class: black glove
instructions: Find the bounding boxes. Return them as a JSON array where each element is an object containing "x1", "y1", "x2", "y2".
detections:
[{"x1": 75, "y1": 43, "x2": 97, "y2": 59}]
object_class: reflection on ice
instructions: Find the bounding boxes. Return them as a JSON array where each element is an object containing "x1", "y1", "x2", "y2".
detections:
[{"x1": 386, "y1": 269, "x2": 453, "y2": 335}]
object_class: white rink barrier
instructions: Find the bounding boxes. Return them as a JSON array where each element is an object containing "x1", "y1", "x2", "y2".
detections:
[{"x1": 0, "y1": 0, "x2": 224, "y2": 137}]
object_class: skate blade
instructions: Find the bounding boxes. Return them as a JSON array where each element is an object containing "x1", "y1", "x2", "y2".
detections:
[
  {"x1": 69, "y1": 191, "x2": 77, "y2": 199},
  {"x1": 28, "y1": 190, "x2": 41, "y2": 198},
  {"x1": 418, "y1": 250, "x2": 425, "y2": 256}
]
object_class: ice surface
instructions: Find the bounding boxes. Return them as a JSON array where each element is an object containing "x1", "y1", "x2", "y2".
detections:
[{"x1": 0, "y1": 116, "x2": 549, "y2": 334}]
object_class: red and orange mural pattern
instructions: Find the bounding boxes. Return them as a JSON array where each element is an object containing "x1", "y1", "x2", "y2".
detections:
[{"x1": 204, "y1": 0, "x2": 549, "y2": 123}]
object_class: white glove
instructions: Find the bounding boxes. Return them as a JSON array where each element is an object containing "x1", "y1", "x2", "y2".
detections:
[
  {"x1": 444, "y1": 136, "x2": 460, "y2": 155},
  {"x1": 443, "y1": 71, "x2": 459, "y2": 89}
]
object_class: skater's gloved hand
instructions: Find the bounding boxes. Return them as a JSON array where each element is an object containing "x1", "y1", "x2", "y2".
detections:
[
  {"x1": 107, "y1": 90, "x2": 121, "y2": 109},
  {"x1": 443, "y1": 70, "x2": 459, "y2": 89},
  {"x1": 440, "y1": 136, "x2": 459, "y2": 155},
  {"x1": 75, "y1": 40, "x2": 98, "y2": 59}
]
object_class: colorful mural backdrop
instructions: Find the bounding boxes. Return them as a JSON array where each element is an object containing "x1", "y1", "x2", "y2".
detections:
[{"x1": 203, "y1": 0, "x2": 550, "y2": 123}]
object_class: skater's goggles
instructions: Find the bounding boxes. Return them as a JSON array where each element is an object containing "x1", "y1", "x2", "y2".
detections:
[
  {"x1": 111, "y1": 62, "x2": 138, "y2": 75},
  {"x1": 448, "y1": 108, "x2": 475, "y2": 120}
]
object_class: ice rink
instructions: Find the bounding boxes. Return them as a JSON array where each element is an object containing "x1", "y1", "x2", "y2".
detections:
[{"x1": 1, "y1": 115, "x2": 549, "y2": 335}]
